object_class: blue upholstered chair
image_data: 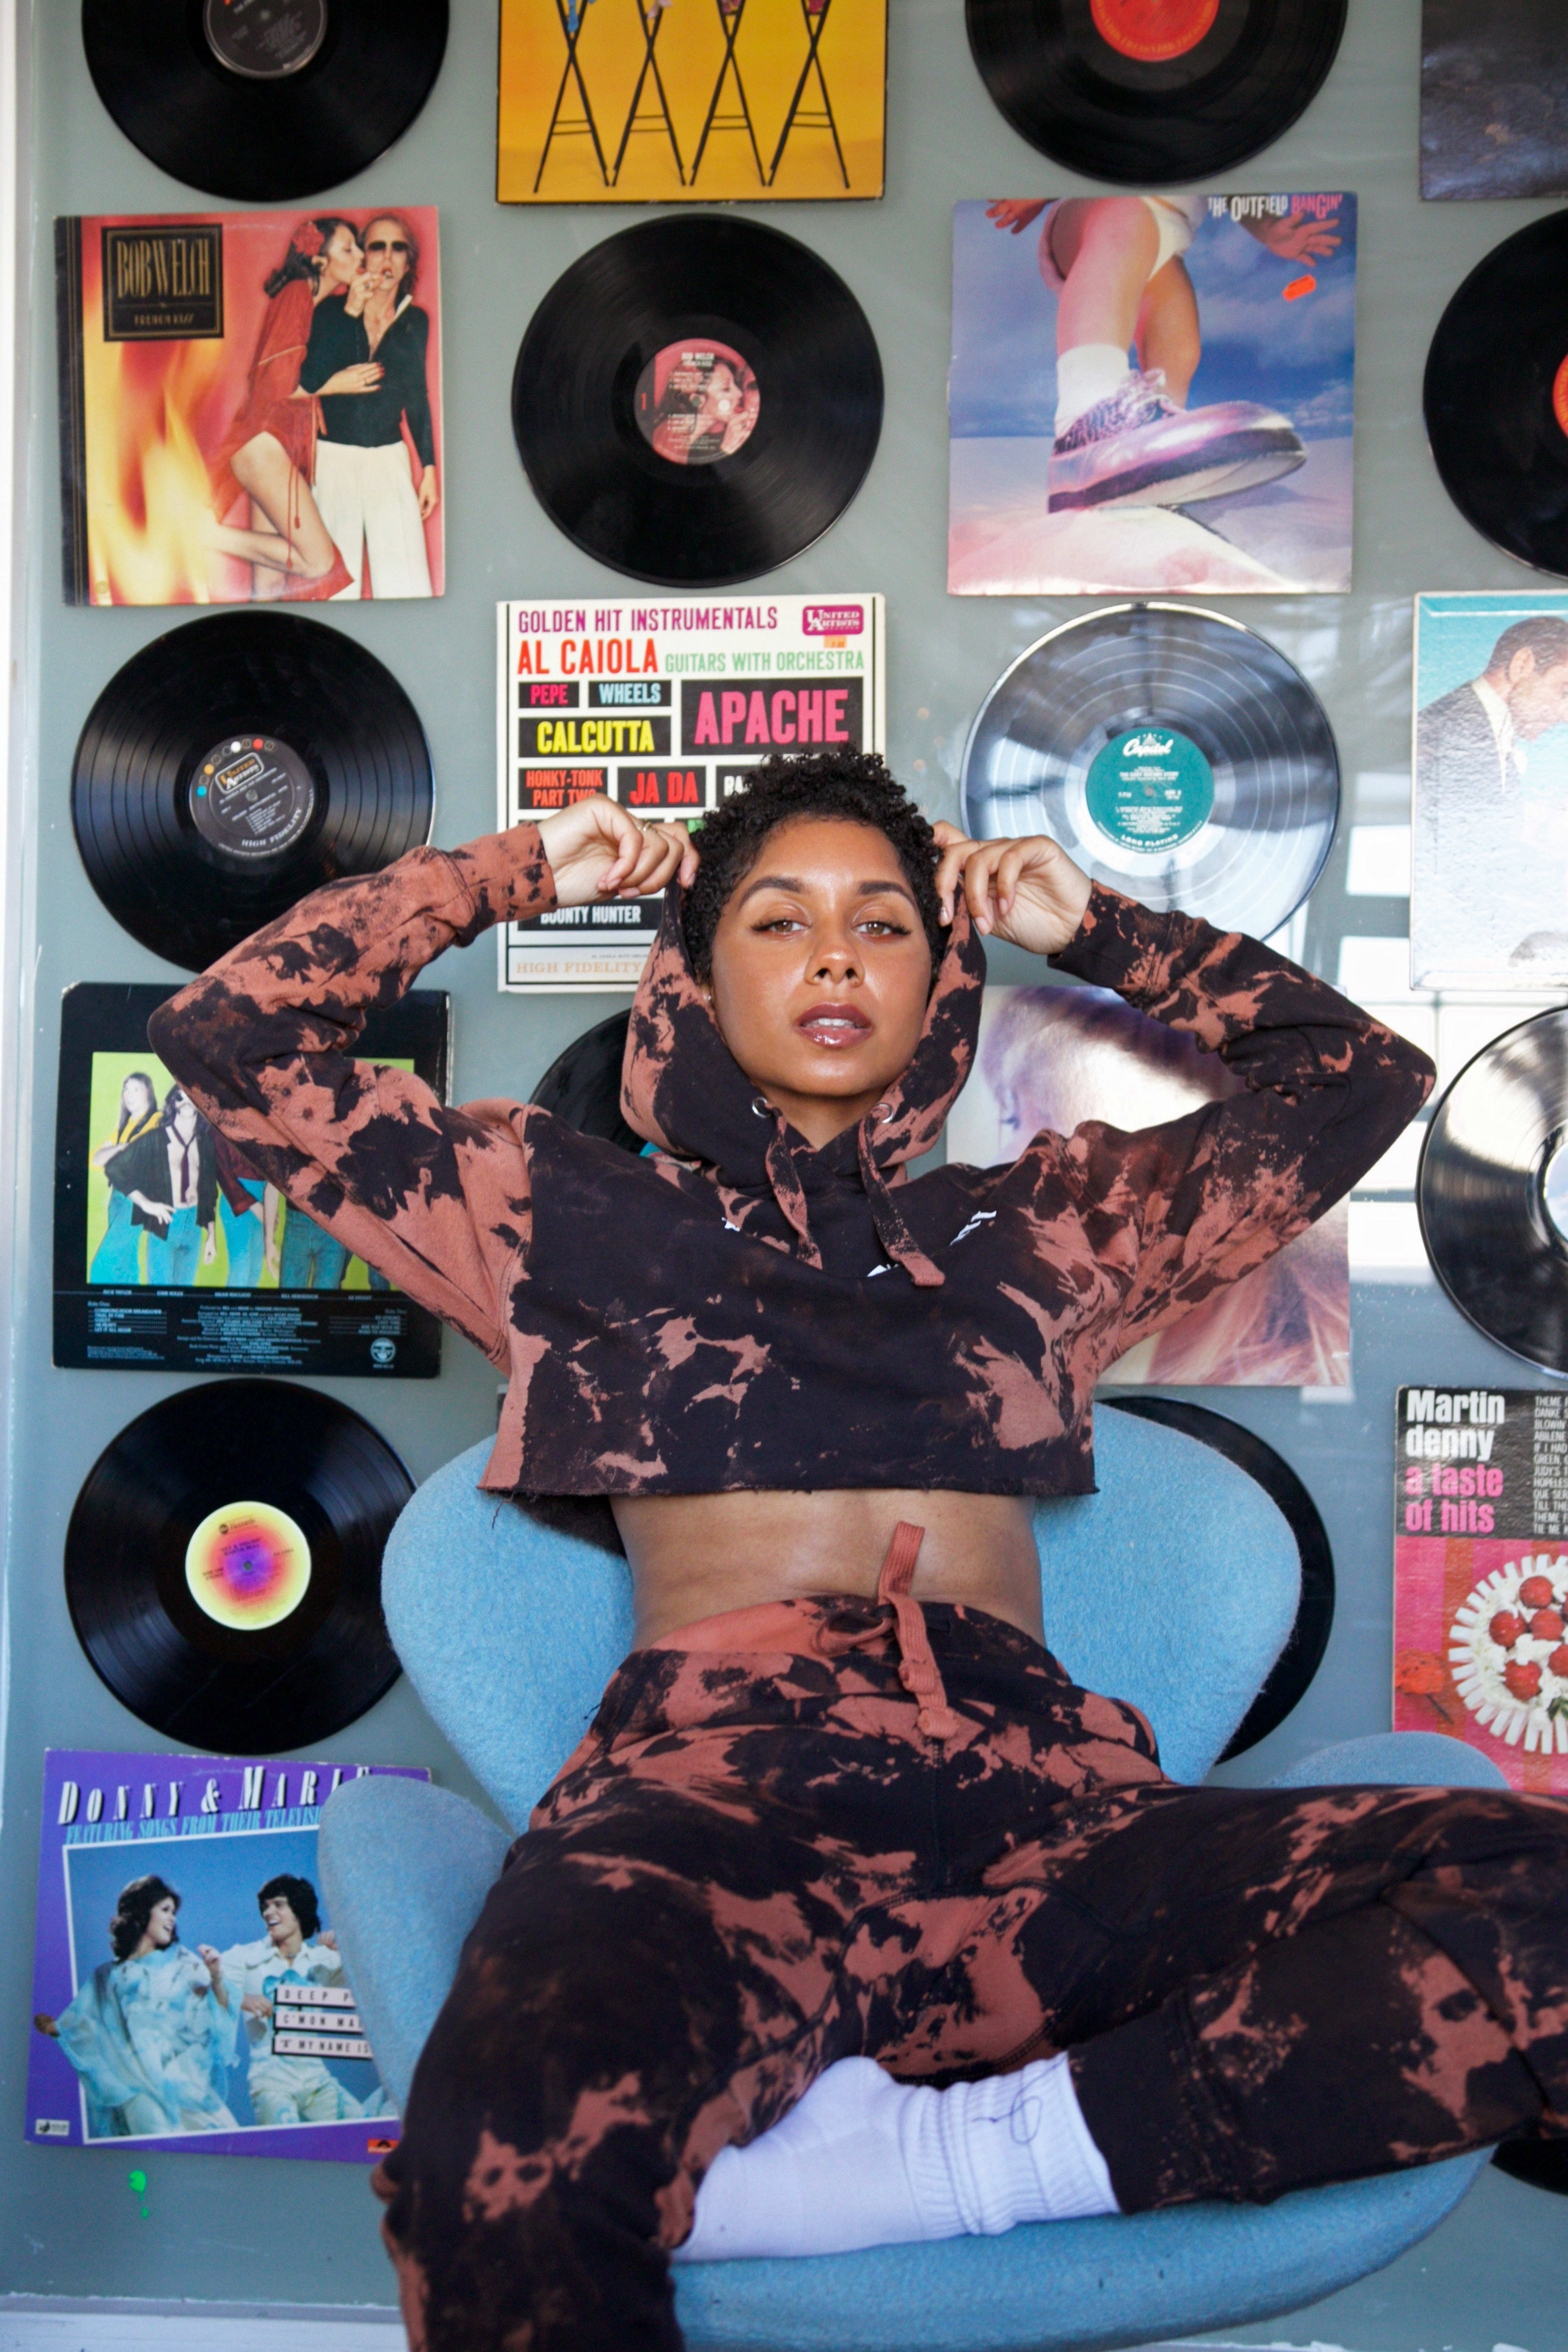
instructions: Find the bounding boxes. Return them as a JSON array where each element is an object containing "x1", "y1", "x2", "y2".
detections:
[{"x1": 321, "y1": 1406, "x2": 1501, "y2": 2351}]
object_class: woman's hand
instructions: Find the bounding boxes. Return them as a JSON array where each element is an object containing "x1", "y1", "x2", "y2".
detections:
[
  {"x1": 932, "y1": 822, "x2": 1092, "y2": 954},
  {"x1": 318, "y1": 362, "x2": 383, "y2": 397},
  {"x1": 535, "y1": 795, "x2": 699, "y2": 907},
  {"x1": 416, "y1": 465, "x2": 439, "y2": 520}
]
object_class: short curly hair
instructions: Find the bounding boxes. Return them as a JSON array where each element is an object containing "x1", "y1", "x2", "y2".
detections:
[{"x1": 681, "y1": 749, "x2": 943, "y2": 982}]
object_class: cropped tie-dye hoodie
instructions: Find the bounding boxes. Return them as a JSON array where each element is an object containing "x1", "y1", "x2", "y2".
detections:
[{"x1": 151, "y1": 824, "x2": 1433, "y2": 1522}]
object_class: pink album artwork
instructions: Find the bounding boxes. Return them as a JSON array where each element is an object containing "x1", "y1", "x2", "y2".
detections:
[{"x1": 56, "y1": 208, "x2": 444, "y2": 607}]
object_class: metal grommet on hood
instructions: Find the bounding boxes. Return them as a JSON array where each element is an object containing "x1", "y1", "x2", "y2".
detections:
[{"x1": 751, "y1": 1095, "x2": 773, "y2": 1118}]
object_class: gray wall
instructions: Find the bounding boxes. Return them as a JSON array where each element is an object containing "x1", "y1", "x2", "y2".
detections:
[{"x1": 3, "y1": 1, "x2": 1564, "y2": 2337}]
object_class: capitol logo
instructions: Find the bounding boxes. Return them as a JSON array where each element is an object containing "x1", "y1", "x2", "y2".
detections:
[{"x1": 1122, "y1": 732, "x2": 1176, "y2": 757}]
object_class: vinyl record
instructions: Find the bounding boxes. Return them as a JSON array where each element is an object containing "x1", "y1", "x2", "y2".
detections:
[
  {"x1": 72, "y1": 610, "x2": 434, "y2": 972},
  {"x1": 1424, "y1": 214, "x2": 1568, "y2": 577},
  {"x1": 960, "y1": 602, "x2": 1338, "y2": 938},
  {"x1": 1417, "y1": 1008, "x2": 1568, "y2": 1375},
  {"x1": 964, "y1": 0, "x2": 1347, "y2": 185},
  {"x1": 65, "y1": 1381, "x2": 411, "y2": 1753},
  {"x1": 512, "y1": 215, "x2": 883, "y2": 588},
  {"x1": 81, "y1": 0, "x2": 448, "y2": 204},
  {"x1": 1105, "y1": 1397, "x2": 1334, "y2": 1758}
]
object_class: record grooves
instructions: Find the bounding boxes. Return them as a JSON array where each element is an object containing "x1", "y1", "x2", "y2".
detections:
[
  {"x1": 81, "y1": 0, "x2": 449, "y2": 205},
  {"x1": 512, "y1": 215, "x2": 884, "y2": 588},
  {"x1": 964, "y1": 0, "x2": 1347, "y2": 185},
  {"x1": 960, "y1": 601, "x2": 1339, "y2": 941},
  {"x1": 71, "y1": 611, "x2": 434, "y2": 973},
  {"x1": 65, "y1": 1381, "x2": 411, "y2": 1752}
]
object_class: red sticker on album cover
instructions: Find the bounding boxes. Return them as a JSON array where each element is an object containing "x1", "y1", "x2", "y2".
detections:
[
  {"x1": 634, "y1": 341, "x2": 759, "y2": 468},
  {"x1": 1090, "y1": 0, "x2": 1220, "y2": 63}
]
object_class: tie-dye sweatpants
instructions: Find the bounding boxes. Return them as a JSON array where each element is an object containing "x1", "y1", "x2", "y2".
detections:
[{"x1": 374, "y1": 1578, "x2": 1568, "y2": 2351}]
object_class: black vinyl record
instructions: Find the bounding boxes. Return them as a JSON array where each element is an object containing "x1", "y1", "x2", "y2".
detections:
[
  {"x1": 72, "y1": 610, "x2": 434, "y2": 972},
  {"x1": 1105, "y1": 1396, "x2": 1334, "y2": 1758},
  {"x1": 512, "y1": 215, "x2": 883, "y2": 588},
  {"x1": 65, "y1": 1380, "x2": 411, "y2": 1753},
  {"x1": 81, "y1": 0, "x2": 448, "y2": 204},
  {"x1": 1424, "y1": 213, "x2": 1568, "y2": 578},
  {"x1": 1417, "y1": 1008, "x2": 1568, "y2": 1376},
  {"x1": 964, "y1": 0, "x2": 1347, "y2": 186},
  {"x1": 961, "y1": 601, "x2": 1339, "y2": 939}
]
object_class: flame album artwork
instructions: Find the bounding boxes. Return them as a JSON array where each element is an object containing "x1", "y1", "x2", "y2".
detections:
[{"x1": 55, "y1": 209, "x2": 445, "y2": 608}]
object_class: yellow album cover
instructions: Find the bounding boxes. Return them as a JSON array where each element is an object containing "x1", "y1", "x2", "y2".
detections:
[{"x1": 498, "y1": 0, "x2": 886, "y2": 204}]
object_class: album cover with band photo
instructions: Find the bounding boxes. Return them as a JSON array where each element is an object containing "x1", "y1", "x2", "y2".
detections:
[
  {"x1": 53, "y1": 984, "x2": 447, "y2": 1377},
  {"x1": 27, "y1": 1749, "x2": 425, "y2": 2162},
  {"x1": 56, "y1": 208, "x2": 444, "y2": 608}
]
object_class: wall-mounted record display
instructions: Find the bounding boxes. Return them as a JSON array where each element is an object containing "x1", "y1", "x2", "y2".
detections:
[
  {"x1": 963, "y1": 0, "x2": 1347, "y2": 186},
  {"x1": 1417, "y1": 1009, "x2": 1568, "y2": 1375},
  {"x1": 80, "y1": 0, "x2": 449, "y2": 205},
  {"x1": 65, "y1": 1381, "x2": 412, "y2": 1752},
  {"x1": 1425, "y1": 214, "x2": 1568, "y2": 579},
  {"x1": 1105, "y1": 1396, "x2": 1334, "y2": 1758},
  {"x1": 71, "y1": 611, "x2": 434, "y2": 973},
  {"x1": 960, "y1": 601, "x2": 1338, "y2": 939},
  {"x1": 511, "y1": 215, "x2": 883, "y2": 588}
]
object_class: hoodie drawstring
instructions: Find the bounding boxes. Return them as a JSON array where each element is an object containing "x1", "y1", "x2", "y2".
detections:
[
  {"x1": 856, "y1": 1118, "x2": 944, "y2": 1289},
  {"x1": 762, "y1": 1116, "x2": 824, "y2": 1272}
]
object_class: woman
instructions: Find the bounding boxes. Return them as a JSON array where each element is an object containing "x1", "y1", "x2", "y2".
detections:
[
  {"x1": 152, "y1": 752, "x2": 1568, "y2": 2350},
  {"x1": 105, "y1": 1082, "x2": 217, "y2": 1285},
  {"x1": 34, "y1": 1876, "x2": 238, "y2": 2139},
  {"x1": 208, "y1": 216, "x2": 379, "y2": 602},
  {"x1": 87, "y1": 1069, "x2": 158, "y2": 1284},
  {"x1": 301, "y1": 212, "x2": 438, "y2": 599}
]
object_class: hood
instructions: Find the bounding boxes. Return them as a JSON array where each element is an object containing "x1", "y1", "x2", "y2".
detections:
[{"x1": 620, "y1": 878, "x2": 986, "y2": 1287}]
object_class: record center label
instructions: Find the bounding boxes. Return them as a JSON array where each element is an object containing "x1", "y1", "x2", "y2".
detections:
[
  {"x1": 1543, "y1": 1140, "x2": 1568, "y2": 1245},
  {"x1": 1089, "y1": 0, "x2": 1220, "y2": 62},
  {"x1": 185, "y1": 1500, "x2": 312, "y2": 1630},
  {"x1": 1553, "y1": 356, "x2": 1568, "y2": 444},
  {"x1": 190, "y1": 735, "x2": 317, "y2": 862},
  {"x1": 203, "y1": 0, "x2": 327, "y2": 79},
  {"x1": 635, "y1": 341, "x2": 759, "y2": 468},
  {"x1": 1085, "y1": 727, "x2": 1214, "y2": 852}
]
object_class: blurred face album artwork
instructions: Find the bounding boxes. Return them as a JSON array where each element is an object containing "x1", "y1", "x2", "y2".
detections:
[
  {"x1": 1421, "y1": 0, "x2": 1568, "y2": 202},
  {"x1": 946, "y1": 986, "x2": 1350, "y2": 1390},
  {"x1": 948, "y1": 193, "x2": 1357, "y2": 597},
  {"x1": 27, "y1": 1752, "x2": 425, "y2": 2161},
  {"x1": 54, "y1": 209, "x2": 444, "y2": 608},
  {"x1": 1411, "y1": 592, "x2": 1568, "y2": 990},
  {"x1": 497, "y1": 0, "x2": 888, "y2": 204}
]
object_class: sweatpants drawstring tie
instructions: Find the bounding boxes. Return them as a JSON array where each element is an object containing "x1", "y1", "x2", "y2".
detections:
[{"x1": 815, "y1": 1521, "x2": 964, "y2": 1742}]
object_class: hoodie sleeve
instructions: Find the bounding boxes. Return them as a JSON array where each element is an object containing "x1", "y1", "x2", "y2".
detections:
[
  {"x1": 1034, "y1": 883, "x2": 1433, "y2": 1349},
  {"x1": 147, "y1": 830, "x2": 558, "y2": 1366}
]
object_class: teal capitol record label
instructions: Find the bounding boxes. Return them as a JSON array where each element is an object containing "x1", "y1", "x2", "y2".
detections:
[{"x1": 1084, "y1": 727, "x2": 1215, "y2": 853}]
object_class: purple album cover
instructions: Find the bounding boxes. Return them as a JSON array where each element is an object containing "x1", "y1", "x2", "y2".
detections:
[
  {"x1": 27, "y1": 1749, "x2": 426, "y2": 2163},
  {"x1": 1422, "y1": 2, "x2": 1568, "y2": 203}
]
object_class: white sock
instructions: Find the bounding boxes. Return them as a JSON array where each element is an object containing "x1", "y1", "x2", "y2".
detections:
[
  {"x1": 1054, "y1": 343, "x2": 1132, "y2": 434},
  {"x1": 673, "y1": 2052, "x2": 1119, "y2": 2263}
]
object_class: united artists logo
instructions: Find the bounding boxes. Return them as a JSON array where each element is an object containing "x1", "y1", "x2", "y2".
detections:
[{"x1": 102, "y1": 224, "x2": 224, "y2": 343}]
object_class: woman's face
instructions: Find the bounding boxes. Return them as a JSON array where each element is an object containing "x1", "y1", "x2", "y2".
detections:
[
  {"x1": 145, "y1": 1896, "x2": 178, "y2": 1949},
  {"x1": 122, "y1": 1076, "x2": 154, "y2": 1122},
  {"x1": 363, "y1": 219, "x2": 410, "y2": 294},
  {"x1": 706, "y1": 818, "x2": 933, "y2": 1139},
  {"x1": 321, "y1": 224, "x2": 363, "y2": 290}
]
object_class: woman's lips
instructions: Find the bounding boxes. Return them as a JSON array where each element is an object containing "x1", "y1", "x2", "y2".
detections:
[{"x1": 796, "y1": 1002, "x2": 872, "y2": 1048}]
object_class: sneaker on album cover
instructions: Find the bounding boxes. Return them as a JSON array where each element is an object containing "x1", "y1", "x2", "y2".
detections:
[{"x1": 1047, "y1": 368, "x2": 1307, "y2": 513}]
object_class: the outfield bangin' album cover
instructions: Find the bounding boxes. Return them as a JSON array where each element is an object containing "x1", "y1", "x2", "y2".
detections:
[
  {"x1": 949, "y1": 191, "x2": 1356, "y2": 596},
  {"x1": 27, "y1": 1750, "x2": 424, "y2": 2161},
  {"x1": 947, "y1": 985, "x2": 1350, "y2": 1390},
  {"x1": 497, "y1": 0, "x2": 886, "y2": 204},
  {"x1": 56, "y1": 209, "x2": 445, "y2": 608},
  {"x1": 53, "y1": 985, "x2": 447, "y2": 1376}
]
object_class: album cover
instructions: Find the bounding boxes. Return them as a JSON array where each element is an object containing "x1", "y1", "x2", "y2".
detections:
[
  {"x1": 948, "y1": 192, "x2": 1357, "y2": 597},
  {"x1": 497, "y1": 0, "x2": 886, "y2": 204},
  {"x1": 56, "y1": 209, "x2": 445, "y2": 608},
  {"x1": 1421, "y1": 2, "x2": 1568, "y2": 201},
  {"x1": 945, "y1": 984, "x2": 1350, "y2": 1389},
  {"x1": 27, "y1": 1749, "x2": 425, "y2": 2160},
  {"x1": 1394, "y1": 1387, "x2": 1568, "y2": 1793},
  {"x1": 497, "y1": 594, "x2": 885, "y2": 990},
  {"x1": 53, "y1": 984, "x2": 447, "y2": 1376},
  {"x1": 1411, "y1": 594, "x2": 1568, "y2": 990}
]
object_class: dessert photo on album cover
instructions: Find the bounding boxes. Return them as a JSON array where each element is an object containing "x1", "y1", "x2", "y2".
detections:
[{"x1": 56, "y1": 209, "x2": 445, "y2": 608}]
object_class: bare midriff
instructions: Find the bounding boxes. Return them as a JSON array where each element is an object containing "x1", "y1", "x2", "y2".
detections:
[{"x1": 613, "y1": 1488, "x2": 1045, "y2": 1650}]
